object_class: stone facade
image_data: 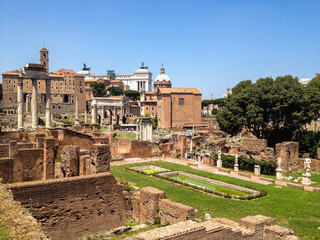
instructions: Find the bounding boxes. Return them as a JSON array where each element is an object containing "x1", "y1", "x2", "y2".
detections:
[{"x1": 5, "y1": 172, "x2": 126, "y2": 240}]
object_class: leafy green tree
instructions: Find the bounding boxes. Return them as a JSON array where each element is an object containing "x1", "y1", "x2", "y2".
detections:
[
  {"x1": 217, "y1": 75, "x2": 310, "y2": 146},
  {"x1": 90, "y1": 82, "x2": 107, "y2": 97},
  {"x1": 107, "y1": 86, "x2": 123, "y2": 96},
  {"x1": 305, "y1": 76, "x2": 320, "y2": 122},
  {"x1": 202, "y1": 98, "x2": 226, "y2": 108},
  {"x1": 124, "y1": 90, "x2": 140, "y2": 101}
]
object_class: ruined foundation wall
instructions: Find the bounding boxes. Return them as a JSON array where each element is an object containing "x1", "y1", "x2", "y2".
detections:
[
  {"x1": 5, "y1": 173, "x2": 126, "y2": 240},
  {"x1": 276, "y1": 142, "x2": 299, "y2": 173}
]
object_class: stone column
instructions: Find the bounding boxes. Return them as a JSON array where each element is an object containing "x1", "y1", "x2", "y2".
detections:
[
  {"x1": 75, "y1": 96, "x2": 80, "y2": 125},
  {"x1": 190, "y1": 136, "x2": 193, "y2": 152},
  {"x1": 31, "y1": 79, "x2": 38, "y2": 129},
  {"x1": 17, "y1": 77, "x2": 24, "y2": 131},
  {"x1": 26, "y1": 94, "x2": 31, "y2": 113},
  {"x1": 276, "y1": 157, "x2": 283, "y2": 180},
  {"x1": 84, "y1": 108, "x2": 87, "y2": 124},
  {"x1": 101, "y1": 106, "x2": 105, "y2": 125},
  {"x1": 92, "y1": 104, "x2": 97, "y2": 124},
  {"x1": 217, "y1": 150, "x2": 222, "y2": 168},
  {"x1": 45, "y1": 79, "x2": 52, "y2": 128},
  {"x1": 234, "y1": 154, "x2": 239, "y2": 172}
]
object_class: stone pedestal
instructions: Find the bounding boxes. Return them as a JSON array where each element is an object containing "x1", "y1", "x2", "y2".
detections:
[
  {"x1": 83, "y1": 123, "x2": 91, "y2": 133},
  {"x1": 276, "y1": 168, "x2": 283, "y2": 180},
  {"x1": 254, "y1": 165, "x2": 261, "y2": 176},
  {"x1": 92, "y1": 123, "x2": 99, "y2": 132},
  {"x1": 234, "y1": 164, "x2": 239, "y2": 172},
  {"x1": 217, "y1": 160, "x2": 222, "y2": 168},
  {"x1": 302, "y1": 172, "x2": 311, "y2": 185}
]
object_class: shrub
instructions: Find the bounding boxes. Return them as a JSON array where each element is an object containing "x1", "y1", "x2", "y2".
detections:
[{"x1": 212, "y1": 153, "x2": 277, "y2": 175}]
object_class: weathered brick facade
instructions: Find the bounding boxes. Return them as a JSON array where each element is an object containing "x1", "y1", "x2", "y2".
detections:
[{"x1": 5, "y1": 172, "x2": 126, "y2": 240}]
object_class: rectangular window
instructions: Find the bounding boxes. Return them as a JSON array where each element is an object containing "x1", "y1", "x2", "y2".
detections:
[{"x1": 179, "y1": 98, "x2": 184, "y2": 105}]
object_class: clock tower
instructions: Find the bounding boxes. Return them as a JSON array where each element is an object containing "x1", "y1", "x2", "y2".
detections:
[{"x1": 40, "y1": 45, "x2": 49, "y2": 73}]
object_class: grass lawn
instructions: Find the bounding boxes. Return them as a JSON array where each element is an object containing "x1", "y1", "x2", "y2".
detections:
[
  {"x1": 111, "y1": 161, "x2": 320, "y2": 240},
  {"x1": 0, "y1": 223, "x2": 12, "y2": 240},
  {"x1": 169, "y1": 175, "x2": 247, "y2": 196},
  {"x1": 113, "y1": 130, "x2": 136, "y2": 140},
  {"x1": 141, "y1": 169, "x2": 160, "y2": 174}
]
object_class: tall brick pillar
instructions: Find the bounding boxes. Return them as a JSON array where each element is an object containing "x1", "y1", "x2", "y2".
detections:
[
  {"x1": 89, "y1": 144, "x2": 111, "y2": 173},
  {"x1": 61, "y1": 146, "x2": 80, "y2": 177},
  {"x1": 43, "y1": 138, "x2": 55, "y2": 179}
]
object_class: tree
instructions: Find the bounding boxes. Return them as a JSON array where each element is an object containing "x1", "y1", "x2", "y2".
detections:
[
  {"x1": 107, "y1": 86, "x2": 123, "y2": 96},
  {"x1": 217, "y1": 75, "x2": 310, "y2": 146},
  {"x1": 124, "y1": 90, "x2": 140, "y2": 101},
  {"x1": 90, "y1": 82, "x2": 107, "y2": 97},
  {"x1": 305, "y1": 76, "x2": 320, "y2": 122}
]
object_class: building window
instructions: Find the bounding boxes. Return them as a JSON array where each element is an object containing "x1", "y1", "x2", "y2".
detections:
[
  {"x1": 179, "y1": 98, "x2": 184, "y2": 105},
  {"x1": 146, "y1": 107, "x2": 148, "y2": 110},
  {"x1": 152, "y1": 107, "x2": 154, "y2": 111}
]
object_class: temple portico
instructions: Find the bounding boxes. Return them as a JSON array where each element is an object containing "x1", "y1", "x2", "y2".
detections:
[{"x1": 17, "y1": 63, "x2": 51, "y2": 131}]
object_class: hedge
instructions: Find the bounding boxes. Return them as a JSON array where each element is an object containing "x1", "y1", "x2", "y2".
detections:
[{"x1": 212, "y1": 153, "x2": 277, "y2": 176}]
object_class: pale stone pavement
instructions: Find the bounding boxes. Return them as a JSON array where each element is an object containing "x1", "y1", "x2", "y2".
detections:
[{"x1": 111, "y1": 156, "x2": 319, "y2": 192}]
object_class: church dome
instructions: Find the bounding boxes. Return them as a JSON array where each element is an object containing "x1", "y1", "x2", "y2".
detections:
[{"x1": 155, "y1": 65, "x2": 170, "y2": 82}]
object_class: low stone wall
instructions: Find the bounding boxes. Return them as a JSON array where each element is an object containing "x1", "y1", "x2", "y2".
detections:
[
  {"x1": 159, "y1": 171, "x2": 259, "y2": 195},
  {"x1": 127, "y1": 215, "x2": 300, "y2": 240},
  {"x1": 5, "y1": 172, "x2": 126, "y2": 240},
  {"x1": 111, "y1": 139, "x2": 152, "y2": 160}
]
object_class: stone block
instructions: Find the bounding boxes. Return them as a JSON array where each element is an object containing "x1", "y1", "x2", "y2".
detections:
[
  {"x1": 276, "y1": 142, "x2": 299, "y2": 173},
  {"x1": 159, "y1": 199, "x2": 195, "y2": 224},
  {"x1": 89, "y1": 144, "x2": 110, "y2": 173},
  {"x1": 36, "y1": 136, "x2": 45, "y2": 149},
  {"x1": 264, "y1": 225, "x2": 294, "y2": 240},
  {"x1": 240, "y1": 215, "x2": 275, "y2": 238},
  {"x1": 139, "y1": 187, "x2": 165, "y2": 223},
  {"x1": 43, "y1": 138, "x2": 55, "y2": 179},
  {"x1": 61, "y1": 145, "x2": 80, "y2": 177}
]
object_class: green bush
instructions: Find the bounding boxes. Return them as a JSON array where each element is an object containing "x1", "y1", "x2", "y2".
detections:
[{"x1": 212, "y1": 153, "x2": 277, "y2": 175}]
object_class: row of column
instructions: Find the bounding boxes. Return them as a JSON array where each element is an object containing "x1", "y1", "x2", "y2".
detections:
[
  {"x1": 137, "y1": 81, "x2": 146, "y2": 92},
  {"x1": 17, "y1": 78, "x2": 51, "y2": 131}
]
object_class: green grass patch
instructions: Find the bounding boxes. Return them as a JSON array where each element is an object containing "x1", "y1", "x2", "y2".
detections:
[
  {"x1": 141, "y1": 169, "x2": 160, "y2": 174},
  {"x1": 57, "y1": 119, "x2": 72, "y2": 124},
  {"x1": 0, "y1": 222, "x2": 12, "y2": 240},
  {"x1": 113, "y1": 130, "x2": 136, "y2": 140},
  {"x1": 169, "y1": 175, "x2": 247, "y2": 196},
  {"x1": 111, "y1": 161, "x2": 320, "y2": 240}
]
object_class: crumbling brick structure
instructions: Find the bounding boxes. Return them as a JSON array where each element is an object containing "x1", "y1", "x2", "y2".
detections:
[
  {"x1": 132, "y1": 187, "x2": 196, "y2": 225},
  {"x1": 239, "y1": 138, "x2": 275, "y2": 160},
  {"x1": 276, "y1": 141, "x2": 299, "y2": 173},
  {"x1": 110, "y1": 138, "x2": 152, "y2": 160},
  {"x1": 127, "y1": 216, "x2": 300, "y2": 240},
  {"x1": 5, "y1": 172, "x2": 126, "y2": 240}
]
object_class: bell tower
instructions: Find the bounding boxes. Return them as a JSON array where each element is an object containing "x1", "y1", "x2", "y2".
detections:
[{"x1": 40, "y1": 45, "x2": 49, "y2": 73}]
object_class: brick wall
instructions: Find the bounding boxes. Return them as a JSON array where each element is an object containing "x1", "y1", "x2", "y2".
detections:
[
  {"x1": 5, "y1": 172, "x2": 126, "y2": 240},
  {"x1": 276, "y1": 142, "x2": 299, "y2": 173}
]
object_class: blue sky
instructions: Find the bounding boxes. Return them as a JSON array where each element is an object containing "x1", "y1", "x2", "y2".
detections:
[{"x1": 0, "y1": 0, "x2": 319, "y2": 99}]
